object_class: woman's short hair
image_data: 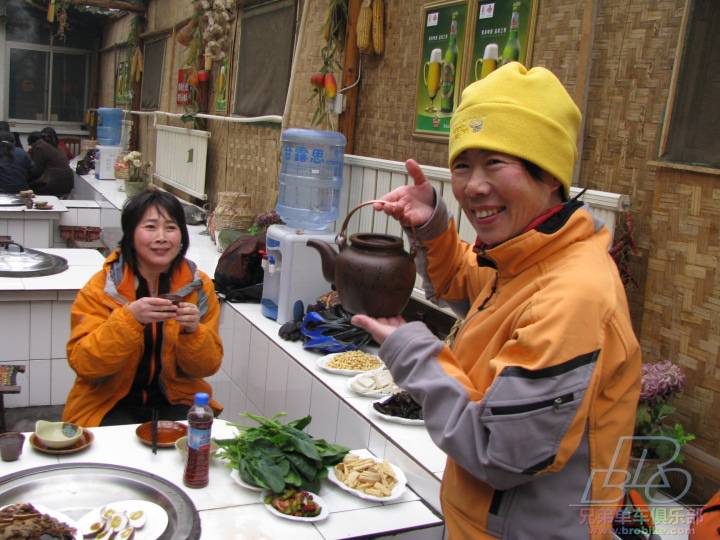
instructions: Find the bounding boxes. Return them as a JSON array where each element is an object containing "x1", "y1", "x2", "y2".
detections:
[
  {"x1": 119, "y1": 189, "x2": 190, "y2": 273},
  {"x1": 40, "y1": 127, "x2": 59, "y2": 147},
  {"x1": 27, "y1": 132, "x2": 43, "y2": 146}
]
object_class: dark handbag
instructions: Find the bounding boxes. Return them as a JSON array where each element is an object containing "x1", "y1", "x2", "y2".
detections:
[{"x1": 213, "y1": 233, "x2": 265, "y2": 302}]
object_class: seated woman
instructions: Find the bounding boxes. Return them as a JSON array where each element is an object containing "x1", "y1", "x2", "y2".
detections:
[
  {"x1": 0, "y1": 131, "x2": 32, "y2": 193},
  {"x1": 40, "y1": 127, "x2": 74, "y2": 160},
  {"x1": 63, "y1": 189, "x2": 224, "y2": 427},
  {"x1": 27, "y1": 131, "x2": 74, "y2": 197}
]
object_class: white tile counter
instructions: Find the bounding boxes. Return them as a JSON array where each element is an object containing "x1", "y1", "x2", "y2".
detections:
[
  {"x1": 212, "y1": 301, "x2": 448, "y2": 522},
  {"x1": 0, "y1": 248, "x2": 104, "y2": 408},
  {"x1": 0, "y1": 196, "x2": 67, "y2": 248},
  {"x1": 0, "y1": 420, "x2": 443, "y2": 540}
]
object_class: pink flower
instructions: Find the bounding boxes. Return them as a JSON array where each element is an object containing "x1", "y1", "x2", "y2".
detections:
[{"x1": 640, "y1": 361, "x2": 685, "y2": 404}]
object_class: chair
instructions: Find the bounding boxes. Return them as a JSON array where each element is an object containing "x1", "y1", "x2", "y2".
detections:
[
  {"x1": 0, "y1": 365, "x2": 25, "y2": 433},
  {"x1": 59, "y1": 137, "x2": 81, "y2": 159}
]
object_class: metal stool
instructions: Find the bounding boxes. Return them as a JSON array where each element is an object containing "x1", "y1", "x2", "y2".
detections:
[{"x1": 0, "y1": 365, "x2": 25, "y2": 433}]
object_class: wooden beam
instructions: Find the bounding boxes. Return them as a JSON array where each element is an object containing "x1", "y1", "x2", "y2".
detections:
[
  {"x1": 70, "y1": 0, "x2": 146, "y2": 13},
  {"x1": 337, "y1": 0, "x2": 362, "y2": 155}
]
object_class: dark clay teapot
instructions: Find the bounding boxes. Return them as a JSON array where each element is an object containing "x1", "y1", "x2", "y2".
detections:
[{"x1": 307, "y1": 201, "x2": 417, "y2": 317}]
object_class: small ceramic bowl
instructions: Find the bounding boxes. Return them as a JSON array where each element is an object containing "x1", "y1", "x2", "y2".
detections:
[{"x1": 34, "y1": 420, "x2": 84, "y2": 449}]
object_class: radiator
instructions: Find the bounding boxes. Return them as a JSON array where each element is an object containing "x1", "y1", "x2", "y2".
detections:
[{"x1": 154, "y1": 125, "x2": 211, "y2": 200}]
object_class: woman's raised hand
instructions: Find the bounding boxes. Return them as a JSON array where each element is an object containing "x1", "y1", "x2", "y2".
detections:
[
  {"x1": 127, "y1": 297, "x2": 177, "y2": 325},
  {"x1": 175, "y1": 302, "x2": 200, "y2": 334},
  {"x1": 373, "y1": 159, "x2": 435, "y2": 227}
]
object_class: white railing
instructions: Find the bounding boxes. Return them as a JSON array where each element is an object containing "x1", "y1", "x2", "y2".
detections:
[
  {"x1": 338, "y1": 154, "x2": 629, "y2": 242},
  {"x1": 153, "y1": 124, "x2": 210, "y2": 200}
]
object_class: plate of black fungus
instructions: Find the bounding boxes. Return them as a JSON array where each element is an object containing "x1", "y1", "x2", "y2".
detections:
[{"x1": 370, "y1": 391, "x2": 425, "y2": 426}]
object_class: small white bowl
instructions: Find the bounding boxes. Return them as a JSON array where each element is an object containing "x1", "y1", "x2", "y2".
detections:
[{"x1": 34, "y1": 420, "x2": 84, "y2": 449}]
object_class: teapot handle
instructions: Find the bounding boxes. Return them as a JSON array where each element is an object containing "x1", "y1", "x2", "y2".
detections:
[{"x1": 337, "y1": 199, "x2": 418, "y2": 258}]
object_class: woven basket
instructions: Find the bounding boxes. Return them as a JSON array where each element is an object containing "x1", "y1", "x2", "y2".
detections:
[
  {"x1": 214, "y1": 192, "x2": 254, "y2": 231},
  {"x1": 114, "y1": 166, "x2": 130, "y2": 180}
]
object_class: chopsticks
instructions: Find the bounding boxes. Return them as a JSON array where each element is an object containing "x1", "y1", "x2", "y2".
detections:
[{"x1": 151, "y1": 408, "x2": 158, "y2": 455}]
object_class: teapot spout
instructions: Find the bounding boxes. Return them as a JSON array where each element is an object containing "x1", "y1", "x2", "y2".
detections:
[{"x1": 306, "y1": 239, "x2": 337, "y2": 285}]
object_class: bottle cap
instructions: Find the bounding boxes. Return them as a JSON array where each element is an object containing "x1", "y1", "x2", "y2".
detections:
[
  {"x1": 483, "y1": 43, "x2": 499, "y2": 61},
  {"x1": 194, "y1": 392, "x2": 209, "y2": 406}
]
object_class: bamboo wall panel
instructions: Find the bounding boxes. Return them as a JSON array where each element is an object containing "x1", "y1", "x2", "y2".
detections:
[
  {"x1": 224, "y1": 123, "x2": 281, "y2": 216},
  {"x1": 98, "y1": 50, "x2": 116, "y2": 107},
  {"x1": 101, "y1": 14, "x2": 133, "y2": 49},
  {"x1": 644, "y1": 166, "x2": 720, "y2": 461}
]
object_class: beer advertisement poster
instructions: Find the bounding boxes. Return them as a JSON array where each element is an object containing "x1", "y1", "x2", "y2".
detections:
[
  {"x1": 177, "y1": 68, "x2": 193, "y2": 106},
  {"x1": 466, "y1": 0, "x2": 538, "y2": 87},
  {"x1": 115, "y1": 60, "x2": 132, "y2": 106},
  {"x1": 414, "y1": 0, "x2": 469, "y2": 140}
]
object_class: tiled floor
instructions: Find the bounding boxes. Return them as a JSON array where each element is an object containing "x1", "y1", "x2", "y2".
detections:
[{"x1": 5, "y1": 404, "x2": 64, "y2": 433}]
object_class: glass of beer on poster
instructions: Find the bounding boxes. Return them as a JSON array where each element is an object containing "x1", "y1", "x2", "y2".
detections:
[
  {"x1": 413, "y1": 0, "x2": 469, "y2": 139},
  {"x1": 467, "y1": 0, "x2": 537, "y2": 85},
  {"x1": 423, "y1": 48, "x2": 443, "y2": 113}
]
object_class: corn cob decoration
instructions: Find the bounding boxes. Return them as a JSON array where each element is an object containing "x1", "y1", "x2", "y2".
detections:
[
  {"x1": 356, "y1": 0, "x2": 373, "y2": 54},
  {"x1": 372, "y1": 0, "x2": 384, "y2": 55}
]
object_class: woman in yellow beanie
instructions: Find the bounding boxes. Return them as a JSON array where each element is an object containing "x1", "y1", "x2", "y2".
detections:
[{"x1": 352, "y1": 62, "x2": 641, "y2": 539}]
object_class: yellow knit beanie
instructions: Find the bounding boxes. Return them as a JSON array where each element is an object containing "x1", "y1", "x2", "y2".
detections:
[{"x1": 448, "y1": 62, "x2": 581, "y2": 198}]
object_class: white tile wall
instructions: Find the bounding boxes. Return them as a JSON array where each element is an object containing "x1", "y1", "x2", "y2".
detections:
[
  {"x1": 246, "y1": 327, "x2": 269, "y2": 411},
  {"x1": 28, "y1": 358, "x2": 51, "y2": 406},
  {"x1": 51, "y1": 301, "x2": 72, "y2": 359},
  {"x1": 50, "y1": 357, "x2": 75, "y2": 406},
  {"x1": 223, "y1": 380, "x2": 246, "y2": 424},
  {"x1": 59, "y1": 208, "x2": 78, "y2": 226},
  {"x1": 386, "y1": 441, "x2": 442, "y2": 513},
  {"x1": 29, "y1": 301, "x2": 52, "y2": 359},
  {"x1": 307, "y1": 379, "x2": 339, "y2": 442},
  {"x1": 24, "y1": 220, "x2": 53, "y2": 247},
  {"x1": 230, "y1": 316, "x2": 251, "y2": 390},
  {"x1": 0, "y1": 302, "x2": 30, "y2": 360},
  {"x1": 335, "y1": 401, "x2": 371, "y2": 450},
  {"x1": 77, "y1": 208, "x2": 101, "y2": 227},
  {"x1": 284, "y1": 360, "x2": 312, "y2": 423},
  {"x1": 264, "y1": 347, "x2": 289, "y2": 417}
]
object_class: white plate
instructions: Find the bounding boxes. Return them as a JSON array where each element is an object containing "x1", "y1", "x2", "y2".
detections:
[
  {"x1": 316, "y1": 352, "x2": 384, "y2": 376},
  {"x1": 261, "y1": 491, "x2": 329, "y2": 522},
  {"x1": 77, "y1": 499, "x2": 168, "y2": 540},
  {"x1": 327, "y1": 455, "x2": 408, "y2": 502},
  {"x1": 370, "y1": 398, "x2": 425, "y2": 426},
  {"x1": 347, "y1": 368, "x2": 400, "y2": 398},
  {"x1": 230, "y1": 468, "x2": 264, "y2": 492},
  {"x1": 0, "y1": 503, "x2": 81, "y2": 540}
]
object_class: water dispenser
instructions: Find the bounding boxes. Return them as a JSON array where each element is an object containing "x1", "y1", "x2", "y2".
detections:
[{"x1": 260, "y1": 224, "x2": 336, "y2": 324}]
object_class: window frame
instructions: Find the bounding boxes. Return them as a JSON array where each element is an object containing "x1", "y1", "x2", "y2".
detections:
[
  {"x1": 656, "y1": 0, "x2": 720, "y2": 172},
  {"x1": 231, "y1": 0, "x2": 297, "y2": 118},
  {"x1": 3, "y1": 39, "x2": 91, "y2": 126},
  {"x1": 140, "y1": 37, "x2": 167, "y2": 111}
]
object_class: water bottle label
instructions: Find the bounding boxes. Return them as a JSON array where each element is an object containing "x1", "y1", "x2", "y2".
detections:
[{"x1": 188, "y1": 427, "x2": 211, "y2": 450}]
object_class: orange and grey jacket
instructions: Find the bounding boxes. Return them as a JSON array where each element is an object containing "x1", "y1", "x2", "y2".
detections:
[
  {"x1": 379, "y1": 198, "x2": 641, "y2": 539},
  {"x1": 63, "y1": 250, "x2": 223, "y2": 427}
]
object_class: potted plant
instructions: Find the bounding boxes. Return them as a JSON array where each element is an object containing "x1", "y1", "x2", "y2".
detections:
[
  {"x1": 630, "y1": 360, "x2": 695, "y2": 497},
  {"x1": 121, "y1": 151, "x2": 153, "y2": 198}
]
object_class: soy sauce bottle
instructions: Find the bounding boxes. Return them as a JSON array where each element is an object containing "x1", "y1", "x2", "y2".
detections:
[{"x1": 183, "y1": 392, "x2": 213, "y2": 488}]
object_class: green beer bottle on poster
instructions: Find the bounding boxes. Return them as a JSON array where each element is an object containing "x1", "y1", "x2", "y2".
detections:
[
  {"x1": 501, "y1": 2, "x2": 521, "y2": 65},
  {"x1": 440, "y1": 12, "x2": 459, "y2": 113}
]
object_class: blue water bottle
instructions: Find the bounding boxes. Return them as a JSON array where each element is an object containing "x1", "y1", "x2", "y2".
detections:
[
  {"x1": 276, "y1": 129, "x2": 346, "y2": 230},
  {"x1": 96, "y1": 108, "x2": 123, "y2": 146}
]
